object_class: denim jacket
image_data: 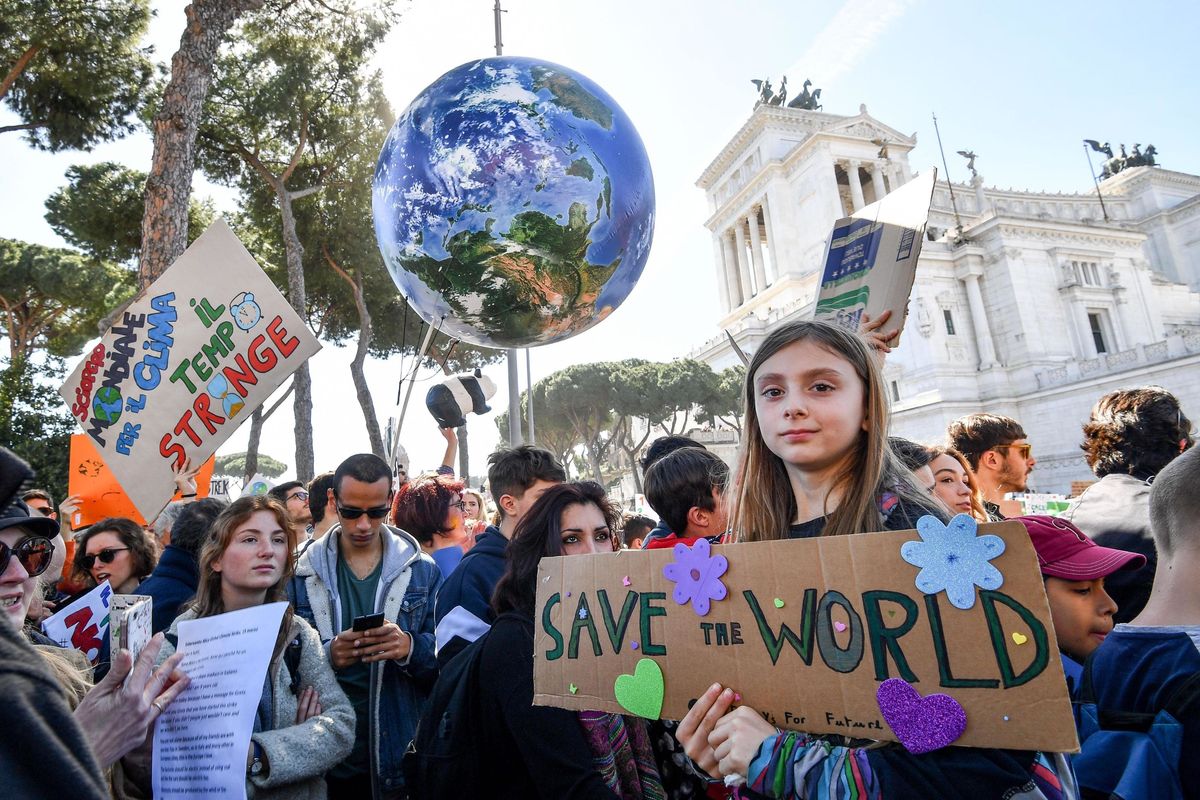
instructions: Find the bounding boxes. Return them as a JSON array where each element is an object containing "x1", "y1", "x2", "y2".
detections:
[{"x1": 287, "y1": 524, "x2": 442, "y2": 799}]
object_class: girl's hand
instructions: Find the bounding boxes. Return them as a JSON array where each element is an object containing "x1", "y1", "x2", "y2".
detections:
[
  {"x1": 674, "y1": 683, "x2": 736, "y2": 778},
  {"x1": 58, "y1": 495, "x2": 83, "y2": 529},
  {"x1": 294, "y1": 686, "x2": 323, "y2": 723},
  {"x1": 173, "y1": 459, "x2": 202, "y2": 499},
  {"x1": 860, "y1": 309, "x2": 900, "y2": 363},
  {"x1": 710, "y1": 705, "x2": 778, "y2": 779}
]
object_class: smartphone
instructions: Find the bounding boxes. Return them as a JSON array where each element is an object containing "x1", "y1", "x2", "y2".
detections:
[{"x1": 352, "y1": 612, "x2": 385, "y2": 632}]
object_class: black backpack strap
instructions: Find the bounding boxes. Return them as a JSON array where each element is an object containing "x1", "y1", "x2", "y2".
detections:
[
  {"x1": 1078, "y1": 652, "x2": 1098, "y2": 704},
  {"x1": 283, "y1": 634, "x2": 303, "y2": 695},
  {"x1": 1162, "y1": 670, "x2": 1200, "y2": 721}
]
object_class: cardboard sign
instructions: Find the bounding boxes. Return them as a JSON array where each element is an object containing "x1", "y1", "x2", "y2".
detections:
[
  {"x1": 42, "y1": 580, "x2": 112, "y2": 662},
  {"x1": 814, "y1": 169, "x2": 936, "y2": 345},
  {"x1": 58, "y1": 220, "x2": 321, "y2": 521},
  {"x1": 110, "y1": 594, "x2": 153, "y2": 664},
  {"x1": 68, "y1": 434, "x2": 215, "y2": 527},
  {"x1": 533, "y1": 521, "x2": 1079, "y2": 753}
]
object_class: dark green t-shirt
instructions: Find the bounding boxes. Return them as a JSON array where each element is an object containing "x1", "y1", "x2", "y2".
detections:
[{"x1": 329, "y1": 551, "x2": 383, "y2": 779}]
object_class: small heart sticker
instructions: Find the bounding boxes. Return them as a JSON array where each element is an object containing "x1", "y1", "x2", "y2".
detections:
[
  {"x1": 613, "y1": 658, "x2": 664, "y2": 719},
  {"x1": 622, "y1": 576, "x2": 631, "y2": 587},
  {"x1": 569, "y1": 683, "x2": 578, "y2": 694},
  {"x1": 1011, "y1": 632, "x2": 1028, "y2": 645},
  {"x1": 773, "y1": 598, "x2": 785, "y2": 608},
  {"x1": 833, "y1": 621, "x2": 847, "y2": 632}
]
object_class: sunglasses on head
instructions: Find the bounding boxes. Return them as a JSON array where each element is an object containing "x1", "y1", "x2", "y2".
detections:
[
  {"x1": 337, "y1": 505, "x2": 390, "y2": 520},
  {"x1": 0, "y1": 536, "x2": 54, "y2": 577},
  {"x1": 81, "y1": 547, "x2": 129, "y2": 570}
]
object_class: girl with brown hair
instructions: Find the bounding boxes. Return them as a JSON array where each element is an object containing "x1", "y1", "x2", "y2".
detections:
[{"x1": 159, "y1": 495, "x2": 354, "y2": 799}]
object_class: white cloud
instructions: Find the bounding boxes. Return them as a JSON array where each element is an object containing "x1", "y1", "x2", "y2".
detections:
[{"x1": 782, "y1": 0, "x2": 917, "y2": 87}]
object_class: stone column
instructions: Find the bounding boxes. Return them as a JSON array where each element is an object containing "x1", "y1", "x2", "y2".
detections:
[
  {"x1": 710, "y1": 234, "x2": 730, "y2": 313},
  {"x1": 870, "y1": 161, "x2": 887, "y2": 203},
  {"x1": 747, "y1": 208, "x2": 768, "y2": 292},
  {"x1": 761, "y1": 196, "x2": 779, "y2": 283},
  {"x1": 733, "y1": 220, "x2": 755, "y2": 297},
  {"x1": 721, "y1": 231, "x2": 743, "y2": 308},
  {"x1": 846, "y1": 159, "x2": 866, "y2": 211},
  {"x1": 899, "y1": 159, "x2": 913, "y2": 183},
  {"x1": 959, "y1": 265, "x2": 999, "y2": 369}
]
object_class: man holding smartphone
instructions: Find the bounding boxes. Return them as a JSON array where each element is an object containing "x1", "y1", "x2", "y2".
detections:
[{"x1": 288, "y1": 453, "x2": 441, "y2": 800}]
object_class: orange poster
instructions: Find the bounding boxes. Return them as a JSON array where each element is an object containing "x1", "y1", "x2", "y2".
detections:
[{"x1": 67, "y1": 434, "x2": 214, "y2": 528}]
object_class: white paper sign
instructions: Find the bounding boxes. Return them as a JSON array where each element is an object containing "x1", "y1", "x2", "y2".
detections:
[
  {"x1": 42, "y1": 580, "x2": 112, "y2": 661},
  {"x1": 152, "y1": 602, "x2": 288, "y2": 800}
]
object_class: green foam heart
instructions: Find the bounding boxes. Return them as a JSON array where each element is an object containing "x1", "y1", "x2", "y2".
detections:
[
  {"x1": 773, "y1": 598, "x2": 785, "y2": 608},
  {"x1": 613, "y1": 658, "x2": 664, "y2": 719}
]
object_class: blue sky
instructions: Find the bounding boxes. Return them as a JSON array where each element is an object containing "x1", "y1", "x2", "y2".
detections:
[{"x1": 3, "y1": 0, "x2": 1197, "y2": 481}]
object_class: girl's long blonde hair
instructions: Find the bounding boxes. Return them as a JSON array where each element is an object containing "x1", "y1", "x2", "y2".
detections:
[
  {"x1": 728, "y1": 320, "x2": 935, "y2": 541},
  {"x1": 190, "y1": 495, "x2": 295, "y2": 660}
]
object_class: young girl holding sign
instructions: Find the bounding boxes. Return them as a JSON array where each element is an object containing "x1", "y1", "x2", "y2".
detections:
[
  {"x1": 677, "y1": 320, "x2": 1077, "y2": 798},
  {"x1": 159, "y1": 496, "x2": 355, "y2": 799}
]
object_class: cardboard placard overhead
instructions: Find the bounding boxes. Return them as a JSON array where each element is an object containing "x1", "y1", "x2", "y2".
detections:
[
  {"x1": 59, "y1": 220, "x2": 321, "y2": 521},
  {"x1": 67, "y1": 434, "x2": 215, "y2": 527},
  {"x1": 814, "y1": 169, "x2": 936, "y2": 345},
  {"x1": 533, "y1": 521, "x2": 1079, "y2": 753}
]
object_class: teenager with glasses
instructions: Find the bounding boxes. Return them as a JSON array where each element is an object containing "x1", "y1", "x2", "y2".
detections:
[
  {"x1": 287, "y1": 453, "x2": 441, "y2": 800},
  {"x1": 71, "y1": 517, "x2": 158, "y2": 595},
  {"x1": 392, "y1": 473, "x2": 470, "y2": 577},
  {"x1": 268, "y1": 480, "x2": 314, "y2": 543},
  {"x1": 947, "y1": 412, "x2": 1037, "y2": 519}
]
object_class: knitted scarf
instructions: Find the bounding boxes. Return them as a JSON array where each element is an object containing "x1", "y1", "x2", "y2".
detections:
[{"x1": 577, "y1": 710, "x2": 666, "y2": 800}]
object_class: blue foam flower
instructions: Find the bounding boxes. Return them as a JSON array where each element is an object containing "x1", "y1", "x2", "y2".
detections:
[{"x1": 900, "y1": 514, "x2": 1005, "y2": 609}]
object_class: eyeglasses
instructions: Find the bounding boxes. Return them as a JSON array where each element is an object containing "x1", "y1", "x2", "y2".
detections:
[
  {"x1": 81, "y1": 547, "x2": 129, "y2": 570},
  {"x1": 449, "y1": 500, "x2": 467, "y2": 513},
  {"x1": 993, "y1": 444, "x2": 1032, "y2": 459},
  {"x1": 28, "y1": 505, "x2": 53, "y2": 517},
  {"x1": 287, "y1": 491, "x2": 309, "y2": 502},
  {"x1": 0, "y1": 536, "x2": 55, "y2": 577},
  {"x1": 337, "y1": 505, "x2": 390, "y2": 520}
]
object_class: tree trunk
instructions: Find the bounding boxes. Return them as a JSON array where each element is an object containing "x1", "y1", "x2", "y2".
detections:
[
  {"x1": 244, "y1": 404, "x2": 263, "y2": 484},
  {"x1": 139, "y1": 0, "x2": 264, "y2": 287},
  {"x1": 276, "y1": 184, "x2": 314, "y2": 480},
  {"x1": 243, "y1": 379, "x2": 294, "y2": 484},
  {"x1": 324, "y1": 246, "x2": 383, "y2": 458},
  {"x1": 457, "y1": 423, "x2": 469, "y2": 482}
]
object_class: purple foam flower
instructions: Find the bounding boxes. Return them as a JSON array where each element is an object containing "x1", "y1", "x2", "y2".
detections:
[{"x1": 662, "y1": 538, "x2": 728, "y2": 616}]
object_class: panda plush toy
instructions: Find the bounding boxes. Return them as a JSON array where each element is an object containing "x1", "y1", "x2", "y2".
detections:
[{"x1": 425, "y1": 368, "x2": 498, "y2": 429}]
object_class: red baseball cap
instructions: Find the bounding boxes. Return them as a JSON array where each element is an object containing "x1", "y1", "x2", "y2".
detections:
[{"x1": 1015, "y1": 515, "x2": 1146, "y2": 580}]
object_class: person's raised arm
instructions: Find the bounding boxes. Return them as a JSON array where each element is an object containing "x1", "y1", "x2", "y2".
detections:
[{"x1": 437, "y1": 427, "x2": 459, "y2": 475}]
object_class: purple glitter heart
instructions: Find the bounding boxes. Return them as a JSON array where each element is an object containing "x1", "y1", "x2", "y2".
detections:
[{"x1": 875, "y1": 678, "x2": 967, "y2": 754}]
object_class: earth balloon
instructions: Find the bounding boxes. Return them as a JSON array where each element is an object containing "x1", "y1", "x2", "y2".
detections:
[{"x1": 372, "y1": 57, "x2": 655, "y2": 349}]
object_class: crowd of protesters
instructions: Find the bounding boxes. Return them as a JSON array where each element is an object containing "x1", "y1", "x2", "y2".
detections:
[{"x1": 1, "y1": 318, "x2": 1196, "y2": 799}]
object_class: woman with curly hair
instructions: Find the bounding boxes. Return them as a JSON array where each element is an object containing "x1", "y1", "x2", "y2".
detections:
[
  {"x1": 392, "y1": 473, "x2": 470, "y2": 577},
  {"x1": 72, "y1": 517, "x2": 158, "y2": 594}
]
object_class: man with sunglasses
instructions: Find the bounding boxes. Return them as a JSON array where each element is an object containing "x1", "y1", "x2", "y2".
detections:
[
  {"x1": 288, "y1": 453, "x2": 441, "y2": 800},
  {"x1": 948, "y1": 412, "x2": 1037, "y2": 520},
  {"x1": 268, "y1": 480, "x2": 313, "y2": 542}
]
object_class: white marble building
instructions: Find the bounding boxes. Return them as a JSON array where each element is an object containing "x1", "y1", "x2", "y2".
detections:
[{"x1": 691, "y1": 102, "x2": 1200, "y2": 493}]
